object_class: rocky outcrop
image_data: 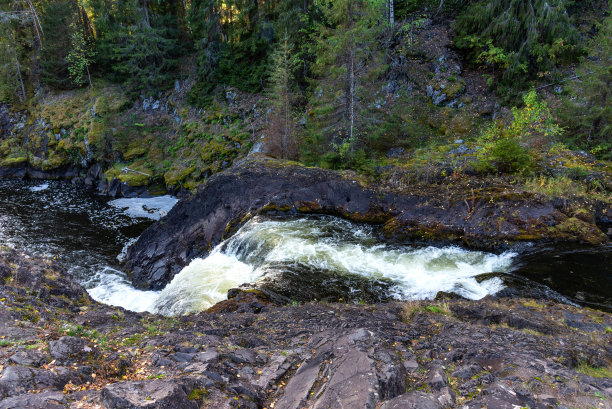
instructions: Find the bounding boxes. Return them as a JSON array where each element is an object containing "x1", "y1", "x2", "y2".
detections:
[
  {"x1": 1, "y1": 250, "x2": 611, "y2": 409},
  {"x1": 124, "y1": 155, "x2": 609, "y2": 290}
]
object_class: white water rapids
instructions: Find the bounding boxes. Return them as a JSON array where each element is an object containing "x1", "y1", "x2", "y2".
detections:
[{"x1": 88, "y1": 215, "x2": 516, "y2": 316}]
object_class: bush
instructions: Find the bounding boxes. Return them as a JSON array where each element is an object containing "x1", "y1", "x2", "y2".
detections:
[
  {"x1": 488, "y1": 138, "x2": 531, "y2": 173},
  {"x1": 474, "y1": 90, "x2": 561, "y2": 174}
]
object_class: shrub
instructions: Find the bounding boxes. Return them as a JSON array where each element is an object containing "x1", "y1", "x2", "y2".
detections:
[{"x1": 488, "y1": 137, "x2": 530, "y2": 173}]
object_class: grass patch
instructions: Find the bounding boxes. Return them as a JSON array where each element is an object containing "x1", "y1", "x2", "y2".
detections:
[
  {"x1": 401, "y1": 301, "x2": 451, "y2": 321},
  {"x1": 187, "y1": 388, "x2": 209, "y2": 400},
  {"x1": 576, "y1": 362, "x2": 612, "y2": 378},
  {"x1": 524, "y1": 175, "x2": 611, "y2": 202}
]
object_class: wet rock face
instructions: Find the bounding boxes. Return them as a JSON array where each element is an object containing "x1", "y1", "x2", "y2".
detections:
[
  {"x1": 1, "y1": 250, "x2": 612, "y2": 409},
  {"x1": 124, "y1": 156, "x2": 607, "y2": 291}
]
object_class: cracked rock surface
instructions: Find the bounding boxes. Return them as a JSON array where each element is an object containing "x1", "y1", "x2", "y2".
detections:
[{"x1": 1, "y1": 249, "x2": 611, "y2": 408}]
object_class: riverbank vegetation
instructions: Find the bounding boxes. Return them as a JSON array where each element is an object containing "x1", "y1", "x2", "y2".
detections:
[{"x1": 0, "y1": 0, "x2": 610, "y2": 199}]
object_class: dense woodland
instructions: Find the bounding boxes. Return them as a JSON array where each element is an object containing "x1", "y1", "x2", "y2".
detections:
[{"x1": 0, "y1": 0, "x2": 611, "y2": 183}]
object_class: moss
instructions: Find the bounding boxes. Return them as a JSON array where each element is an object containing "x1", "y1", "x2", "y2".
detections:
[
  {"x1": 445, "y1": 79, "x2": 466, "y2": 100},
  {"x1": 551, "y1": 216, "x2": 607, "y2": 245},
  {"x1": 164, "y1": 165, "x2": 195, "y2": 186},
  {"x1": 123, "y1": 144, "x2": 148, "y2": 160},
  {"x1": 106, "y1": 163, "x2": 152, "y2": 187},
  {"x1": 0, "y1": 156, "x2": 27, "y2": 167},
  {"x1": 41, "y1": 151, "x2": 69, "y2": 170},
  {"x1": 187, "y1": 388, "x2": 209, "y2": 401},
  {"x1": 88, "y1": 121, "x2": 107, "y2": 147},
  {"x1": 92, "y1": 91, "x2": 129, "y2": 117}
]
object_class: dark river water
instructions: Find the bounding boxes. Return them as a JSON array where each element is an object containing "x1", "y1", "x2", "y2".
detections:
[{"x1": 0, "y1": 178, "x2": 610, "y2": 314}]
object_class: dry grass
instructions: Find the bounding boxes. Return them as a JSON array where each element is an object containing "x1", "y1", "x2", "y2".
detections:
[{"x1": 524, "y1": 175, "x2": 611, "y2": 202}]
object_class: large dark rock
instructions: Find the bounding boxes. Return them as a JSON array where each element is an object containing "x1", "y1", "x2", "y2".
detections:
[
  {"x1": 380, "y1": 391, "x2": 442, "y2": 409},
  {"x1": 0, "y1": 366, "x2": 79, "y2": 398},
  {"x1": 125, "y1": 155, "x2": 606, "y2": 290},
  {"x1": 0, "y1": 391, "x2": 67, "y2": 409},
  {"x1": 48, "y1": 336, "x2": 97, "y2": 363},
  {"x1": 100, "y1": 380, "x2": 199, "y2": 409}
]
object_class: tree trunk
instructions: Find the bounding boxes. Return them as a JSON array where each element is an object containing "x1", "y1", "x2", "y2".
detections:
[
  {"x1": 142, "y1": 0, "x2": 151, "y2": 27},
  {"x1": 24, "y1": 0, "x2": 43, "y2": 47},
  {"x1": 86, "y1": 65, "x2": 92, "y2": 89},
  {"x1": 12, "y1": 47, "x2": 26, "y2": 103},
  {"x1": 348, "y1": 45, "x2": 355, "y2": 146},
  {"x1": 389, "y1": 0, "x2": 394, "y2": 26}
]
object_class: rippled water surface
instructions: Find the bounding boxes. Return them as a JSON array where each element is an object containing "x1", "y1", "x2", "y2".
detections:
[{"x1": 0, "y1": 179, "x2": 610, "y2": 315}]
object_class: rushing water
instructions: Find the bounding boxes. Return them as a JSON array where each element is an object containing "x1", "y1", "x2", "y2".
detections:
[{"x1": 0, "y1": 179, "x2": 610, "y2": 315}]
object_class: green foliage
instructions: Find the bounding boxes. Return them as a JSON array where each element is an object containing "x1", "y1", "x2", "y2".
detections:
[
  {"x1": 266, "y1": 33, "x2": 299, "y2": 158},
  {"x1": 0, "y1": 3, "x2": 35, "y2": 103},
  {"x1": 483, "y1": 91, "x2": 563, "y2": 142},
  {"x1": 188, "y1": 0, "x2": 281, "y2": 103},
  {"x1": 90, "y1": 0, "x2": 183, "y2": 96},
  {"x1": 306, "y1": 0, "x2": 386, "y2": 159},
  {"x1": 576, "y1": 362, "x2": 612, "y2": 378},
  {"x1": 486, "y1": 138, "x2": 531, "y2": 173},
  {"x1": 40, "y1": 0, "x2": 78, "y2": 89},
  {"x1": 66, "y1": 24, "x2": 95, "y2": 87},
  {"x1": 559, "y1": 4, "x2": 612, "y2": 159},
  {"x1": 454, "y1": 0, "x2": 583, "y2": 98},
  {"x1": 476, "y1": 91, "x2": 562, "y2": 173}
]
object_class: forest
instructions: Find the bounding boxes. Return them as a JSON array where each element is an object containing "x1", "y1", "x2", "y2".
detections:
[{"x1": 0, "y1": 0, "x2": 611, "y2": 188}]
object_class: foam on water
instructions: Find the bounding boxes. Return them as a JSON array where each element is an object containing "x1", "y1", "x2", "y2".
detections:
[
  {"x1": 147, "y1": 216, "x2": 516, "y2": 315},
  {"x1": 109, "y1": 196, "x2": 179, "y2": 220},
  {"x1": 86, "y1": 267, "x2": 159, "y2": 313},
  {"x1": 154, "y1": 253, "x2": 257, "y2": 316},
  {"x1": 29, "y1": 183, "x2": 49, "y2": 192}
]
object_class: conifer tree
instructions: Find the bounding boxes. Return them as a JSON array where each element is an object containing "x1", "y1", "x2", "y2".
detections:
[
  {"x1": 266, "y1": 34, "x2": 298, "y2": 158},
  {"x1": 455, "y1": 0, "x2": 582, "y2": 96},
  {"x1": 0, "y1": 1, "x2": 35, "y2": 102},
  {"x1": 90, "y1": 0, "x2": 181, "y2": 95},
  {"x1": 308, "y1": 0, "x2": 384, "y2": 157},
  {"x1": 562, "y1": 4, "x2": 612, "y2": 158},
  {"x1": 39, "y1": 0, "x2": 78, "y2": 89}
]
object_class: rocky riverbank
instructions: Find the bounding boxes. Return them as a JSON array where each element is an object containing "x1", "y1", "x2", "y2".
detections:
[
  {"x1": 1, "y1": 249, "x2": 611, "y2": 409},
  {"x1": 124, "y1": 155, "x2": 610, "y2": 290}
]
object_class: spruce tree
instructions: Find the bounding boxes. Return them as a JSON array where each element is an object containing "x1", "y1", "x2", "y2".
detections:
[
  {"x1": 90, "y1": 0, "x2": 181, "y2": 96},
  {"x1": 454, "y1": 0, "x2": 583, "y2": 97},
  {"x1": 562, "y1": 4, "x2": 612, "y2": 159},
  {"x1": 39, "y1": 0, "x2": 78, "y2": 89},
  {"x1": 266, "y1": 34, "x2": 298, "y2": 158},
  {"x1": 307, "y1": 0, "x2": 385, "y2": 161}
]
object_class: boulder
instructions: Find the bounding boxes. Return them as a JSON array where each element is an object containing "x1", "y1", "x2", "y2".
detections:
[
  {"x1": 0, "y1": 391, "x2": 67, "y2": 409},
  {"x1": 101, "y1": 380, "x2": 199, "y2": 409}
]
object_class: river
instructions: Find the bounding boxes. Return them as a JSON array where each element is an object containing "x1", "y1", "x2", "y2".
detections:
[{"x1": 0, "y1": 179, "x2": 609, "y2": 315}]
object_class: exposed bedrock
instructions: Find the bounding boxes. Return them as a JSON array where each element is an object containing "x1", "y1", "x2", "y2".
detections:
[{"x1": 124, "y1": 155, "x2": 608, "y2": 290}]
